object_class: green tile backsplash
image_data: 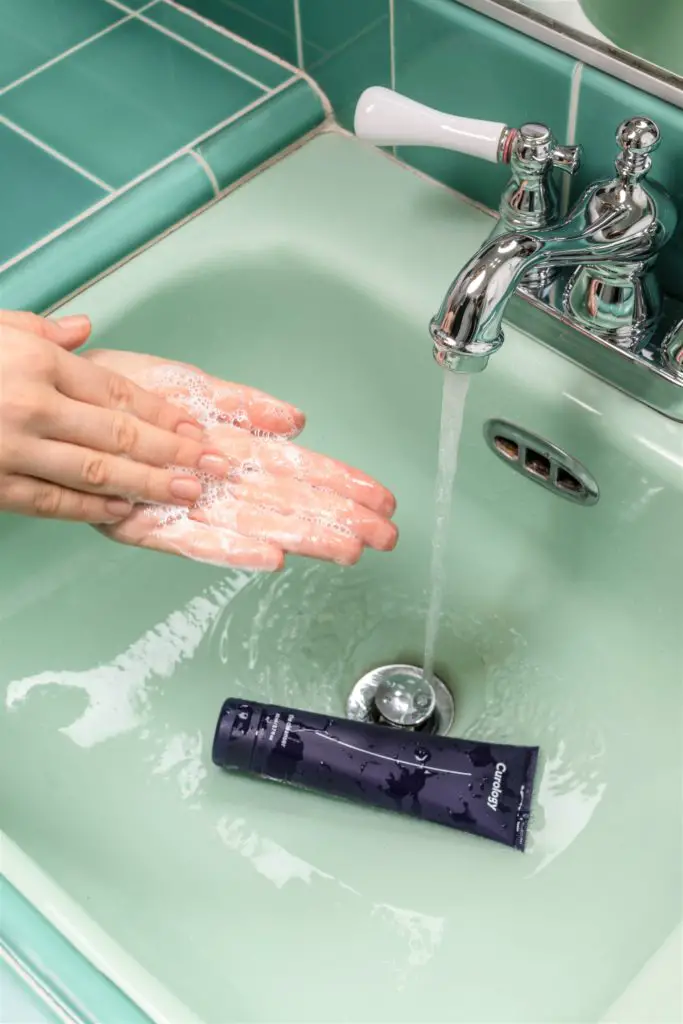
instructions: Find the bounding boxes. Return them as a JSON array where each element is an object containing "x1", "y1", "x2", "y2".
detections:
[
  {"x1": 178, "y1": 0, "x2": 299, "y2": 65},
  {"x1": 214, "y1": 0, "x2": 683, "y2": 301},
  {"x1": 1, "y1": 16, "x2": 263, "y2": 188},
  {"x1": 1, "y1": 0, "x2": 122, "y2": 90},
  {"x1": 301, "y1": 0, "x2": 390, "y2": 129},
  {"x1": 5, "y1": 0, "x2": 683, "y2": 312},
  {"x1": 0, "y1": 0, "x2": 325, "y2": 311},
  {"x1": 0, "y1": 123, "x2": 105, "y2": 265},
  {"x1": 394, "y1": 0, "x2": 575, "y2": 211}
]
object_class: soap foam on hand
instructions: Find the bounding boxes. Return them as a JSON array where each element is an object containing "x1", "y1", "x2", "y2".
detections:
[{"x1": 96, "y1": 361, "x2": 397, "y2": 570}]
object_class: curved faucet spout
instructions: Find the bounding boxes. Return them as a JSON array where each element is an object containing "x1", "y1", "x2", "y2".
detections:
[{"x1": 431, "y1": 172, "x2": 677, "y2": 372}]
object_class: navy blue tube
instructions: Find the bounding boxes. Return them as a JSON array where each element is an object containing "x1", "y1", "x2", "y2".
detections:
[{"x1": 212, "y1": 699, "x2": 538, "y2": 851}]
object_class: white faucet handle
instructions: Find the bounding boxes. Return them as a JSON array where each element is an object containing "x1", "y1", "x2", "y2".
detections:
[{"x1": 354, "y1": 87, "x2": 509, "y2": 164}]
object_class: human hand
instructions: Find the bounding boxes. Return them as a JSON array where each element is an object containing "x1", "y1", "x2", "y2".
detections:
[
  {"x1": 0, "y1": 310, "x2": 237, "y2": 523},
  {"x1": 80, "y1": 349, "x2": 398, "y2": 571}
]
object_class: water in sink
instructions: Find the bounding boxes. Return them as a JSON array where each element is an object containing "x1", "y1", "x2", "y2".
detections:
[
  {"x1": 423, "y1": 371, "x2": 470, "y2": 684},
  {"x1": 1, "y1": 138, "x2": 681, "y2": 1023}
]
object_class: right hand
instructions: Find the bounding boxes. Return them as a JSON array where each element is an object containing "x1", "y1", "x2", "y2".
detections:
[{"x1": 0, "y1": 310, "x2": 235, "y2": 524}]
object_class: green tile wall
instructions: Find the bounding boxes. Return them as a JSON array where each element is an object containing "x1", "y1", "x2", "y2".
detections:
[
  {"x1": 6, "y1": 0, "x2": 683, "y2": 310},
  {"x1": 195, "y1": 0, "x2": 683, "y2": 301},
  {"x1": 0, "y1": 0, "x2": 325, "y2": 311},
  {"x1": 180, "y1": 0, "x2": 391, "y2": 129},
  {"x1": 178, "y1": 0, "x2": 299, "y2": 64},
  {"x1": 394, "y1": 0, "x2": 575, "y2": 211}
]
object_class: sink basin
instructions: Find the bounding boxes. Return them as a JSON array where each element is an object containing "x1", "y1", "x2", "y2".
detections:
[{"x1": 1, "y1": 132, "x2": 681, "y2": 1023}]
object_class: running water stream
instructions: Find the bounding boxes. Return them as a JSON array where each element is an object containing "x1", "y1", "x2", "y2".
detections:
[{"x1": 422, "y1": 371, "x2": 471, "y2": 683}]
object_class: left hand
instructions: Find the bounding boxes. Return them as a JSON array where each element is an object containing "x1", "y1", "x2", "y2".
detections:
[{"x1": 45, "y1": 316, "x2": 398, "y2": 570}]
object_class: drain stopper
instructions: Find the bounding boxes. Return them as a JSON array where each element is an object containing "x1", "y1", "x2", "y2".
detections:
[
  {"x1": 347, "y1": 664, "x2": 455, "y2": 735},
  {"x1": 374, "y1": 672, "x2": 436, "y2": 728}
]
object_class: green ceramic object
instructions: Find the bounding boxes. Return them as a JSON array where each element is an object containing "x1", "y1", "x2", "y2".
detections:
[
  {"x1": 1, "y1": 133, "x2": 681, "y2": 1023},
  {"x1": 580, "y1": 0, "x2": 683, "y2": 76}
]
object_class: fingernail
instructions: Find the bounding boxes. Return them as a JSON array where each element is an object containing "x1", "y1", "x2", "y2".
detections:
[
  {"x1": 376, "y1": 520, "x2": 399, "y2": 551},
  {"x1": 176, "y1": 421, "x2": 204, "y2": 440},
  {"x1": 104, "y1": 499, "x2": 132, "y2": 519},
  {"x1": 198, "y1": 453, "x2": 229, "y2": 475},
  {"x1": 170, "y1": 477, "x2": 202, "y2": 503},
  {"x1": 56, "y1": 314, "x2": 90, "y2": 332}
]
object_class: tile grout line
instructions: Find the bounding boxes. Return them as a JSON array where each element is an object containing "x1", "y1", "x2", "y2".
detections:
[
  {"x1": 0, "y1": 116, "x2": 114, "y2": 192},
  {"x1": 0, "y1": 76, "x2": 300, "y2": 276},
  {"x1": 389, "y1": 0, "x2": 397, "y2": 159},
  {"x1": 293, "y1": 0, "x2": 304, "y2": 69},
  {"x1": 101, "y1": 0, "x2": 160, "y2": 12},
  {"x1": 389, "y1": 0, "x2": 396, "y2": 91},
  {"x1": 0, "y1": 10, "x2": 138, "y2": 97},
  {"x1": 187, "y1": 149, "x2": 220, "y2": 197},
  {"x1": 45, "y1": 120, "x2": 328, "y2": 315},
  {"x1": 133, "y1": 7, "x2": 269, "y2": 91},
  {"x1": 562, "y1": 60, "x2": 584, "y2": 215},
  {"x1": 166, "y1": 0, "x2": 332, "y2": 114}
]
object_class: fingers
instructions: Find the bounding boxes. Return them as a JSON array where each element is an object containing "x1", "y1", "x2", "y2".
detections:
[
  {"x1": 210, "y1": 424, "x2": 396, "y2": 516},
  {"x1": 54, "y1": 348, "x2": 204, "y2": 437},
  {"x1": 225, "y1": 474, "x2": 398, "y2": 551},
  {"x1": 103, "y1": 509, "x2": 284, "y2": 570},
  {"x1": 81, "y1": 351, "x2": 306, "y2": 438},
  {"x1": 192, "y1": 500, "x2": 364, "y2": 566},
  {"x1": 206, "y1": 379, "x2": 306, "y2": 437},
  {"x1": 0, "y1": 309, "x2": 91, "y2": 349},
  {"x1": 0, "y1": 474, "x2": 132, "y2": 523},
  {"x1": 17, "y1": 439, "x2": 204, "y2": 506},
  {"x1": 48, "y1": 396, "x2": 230, "y2": 476}
]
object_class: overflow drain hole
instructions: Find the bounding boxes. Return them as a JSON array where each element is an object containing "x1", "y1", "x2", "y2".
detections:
[
  {"x1": 485, "y1": 419, "x2": 599, "y2": 506},
  {"x1": 494, "y1": 436, "x2": 519, "y2": 460},
  {"x1": 524, "y1": 448, "x2": 551, "y2": 479}
]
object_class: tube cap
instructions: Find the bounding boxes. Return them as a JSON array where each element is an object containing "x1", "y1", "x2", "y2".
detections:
[{"x1": 212, "y1": 698, "x2": 261, "y2": 771}]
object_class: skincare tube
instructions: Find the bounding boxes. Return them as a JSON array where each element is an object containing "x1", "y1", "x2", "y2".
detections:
[{"x1": 212, "y1": 699, "x2": 538, "y2": 851}]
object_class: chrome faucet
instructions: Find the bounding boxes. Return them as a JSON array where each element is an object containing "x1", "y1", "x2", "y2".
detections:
[
  {"x1": 430, "y1": 117, "x2": 676, "y2": 372},
  {"x1": 355, "y1": 88, "x2": 683, "y2": 419}
]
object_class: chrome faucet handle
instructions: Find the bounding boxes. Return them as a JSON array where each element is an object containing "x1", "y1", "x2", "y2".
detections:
[
  {"x1": 499, "y1": 123, "x2": 581, "y2": 231},
  {"x1": 614, "y1": 116, "x2": 660, "y2": 180},
  {"x1": 562, "y1": 115, "x2": 675, "y2": 351},
  {"x1": 353, "y1": 88, "x2": 580, "y2": 232}
]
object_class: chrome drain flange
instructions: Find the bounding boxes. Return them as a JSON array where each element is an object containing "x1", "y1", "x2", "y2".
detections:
[{"x1": 347, "y1": 664, "x2": 454, "y2": 735}]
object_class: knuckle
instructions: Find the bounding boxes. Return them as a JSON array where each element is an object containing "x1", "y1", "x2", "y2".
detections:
[
  {"x1": 82, "y1": 454, "x2": 109, "y2": 488},
  {"x1": 33, "y1": 483, "x2": 62, "y2": 517},
  {"x1": 111, "y1": 414, "x2": 139, "y2": 455},
  {"x1": 107, "y1": 373, "x2": 135, "y2": 410},
  {"x1": 31, "y1": 343, "x2": 58, "y2": 377}
]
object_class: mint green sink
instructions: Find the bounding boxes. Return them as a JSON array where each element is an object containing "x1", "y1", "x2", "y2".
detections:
[{"x1": 1, "y1": 132, "x2": 681, "y2": 1023}]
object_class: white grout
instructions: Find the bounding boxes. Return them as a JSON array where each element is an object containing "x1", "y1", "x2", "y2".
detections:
[
  {"x1": 102, "y1": 0, "x2": 160, "y2": 12},
  {"x1": 187, "y1": 148, "x2": 220, "y2": 196},
  {"x1": 166, "y1": 0, "x2": 333, "y2": 114},
  {"x1": 0, "y1": 11, "x2": 134, "y2": 97},
  {"x1": 0, "y1": 76, "x2": 299, "y2": 276},
  {"x1": 293, "y1": 0, "x2": 304, "y2": 69},
  {"x1": 44, "y1": 120, "x2": 329, "y2": 315},
  {"x1": 134, "y1": 8, "x2": 270, "y2": 91},
  {"x1": 566, "y1": 60, "x2": 584, "y2": 146},
  {"x1": 389, "y1": 0, "x2": 396, "y2": 91},
  {"x1": 562, "y1": 60, "x2": 584, "y2": 214},
  {"x1": 0, "y1": 0, "x2": 332, "y2": 278},
  {"x1": 0, "y1": 115, "x2": 114, "y2": 191}
]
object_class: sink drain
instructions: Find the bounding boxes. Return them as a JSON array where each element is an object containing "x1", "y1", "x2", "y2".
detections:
[{"x1": 347, "y1": 664, "x2": 454, "y2": 735}]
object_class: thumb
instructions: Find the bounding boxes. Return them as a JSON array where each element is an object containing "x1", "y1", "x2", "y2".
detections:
[{"x1": 0, "y1": 309, "x2": 91, "y2": 349}]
